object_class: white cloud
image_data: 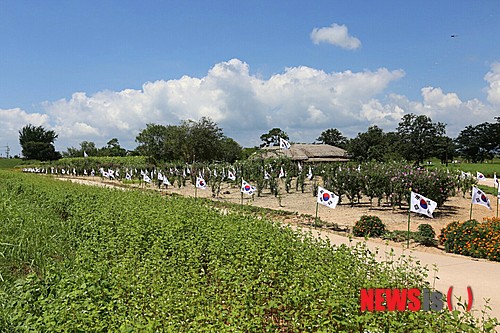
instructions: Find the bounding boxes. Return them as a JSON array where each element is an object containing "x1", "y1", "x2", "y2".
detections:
[
  {"x1": 29, "y1": 59, "x2": 404, "y2": 149},
  {"x1": 360, "y1": 100, "x2": 405, "y2": 125},
  {"x1": 2, "y1": 58, "x2": 498, "y2": 155},
  {"x1": 385, "y1": 86, "x2": 498, "y2": 136},
  {"x1": 310, "y1": 23, "x2": 361, "y2": 50},
  {"x1": 484, "y1": 61, "x2": 500, "y2": 106},
  {"x1": 0, "y1": 108, "x2": 49, "y2": 156}
]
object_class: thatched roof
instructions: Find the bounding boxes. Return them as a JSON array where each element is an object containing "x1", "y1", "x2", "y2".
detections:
[{"x1": 255, "y1": 144, "x2": 349, "y2": 162}]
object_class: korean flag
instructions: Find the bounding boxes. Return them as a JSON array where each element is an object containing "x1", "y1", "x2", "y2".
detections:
[
  {"x1": 317, "y1": 186, "x2": 339, "y2": 209},
  {"x1": 410, "y1": 191, "x2": 437, "y2": 218}
]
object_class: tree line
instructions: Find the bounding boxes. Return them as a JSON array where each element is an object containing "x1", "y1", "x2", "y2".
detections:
[
  {"x1": 18, "y1": 114, "x2": 500, "y2": 164},
  {"x1": 317, "y1": 114, "x2": 500, "y2": 165}
]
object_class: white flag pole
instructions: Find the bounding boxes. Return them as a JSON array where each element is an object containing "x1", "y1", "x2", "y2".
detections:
[
  {"x1": 470, "y1": 186, "x2": 473, "y2": 220},
  {"x1": 407, "y1": 188, "x2": 411, "y2": 248}
]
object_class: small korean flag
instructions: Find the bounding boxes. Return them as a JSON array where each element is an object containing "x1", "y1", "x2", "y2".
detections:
[
  {"x1": 410, "y1": 191, "x2": 437, "y2": 218},
  {"x1": 317, "y1": 186, "x2": 339, "y2": 209},
  {"x1": 196, "y1": 176, "x2": 207, "y2": 190}
]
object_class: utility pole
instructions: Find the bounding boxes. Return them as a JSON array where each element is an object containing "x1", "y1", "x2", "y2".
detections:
[{"x1": 1, "y1": 145, "x2": 10, "y2": 158}]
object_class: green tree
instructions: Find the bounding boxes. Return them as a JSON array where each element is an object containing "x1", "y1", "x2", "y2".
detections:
[
  {"x1": 135, "y1": 118, "x2": 239, "y2": 163},
  {"x1": 317, "y1": 128, "x2": 347, "y2": 148},
  {"x1": 455, "y1": 123, "x2": 495, "y2": 163},
  {"x1": 219, "y1": 137, "x2": 242, "y2": 163},
  {"x1": 98, "y1": 138, "x2": 127, "y2": 157},
  {"x1": 397, "y1": 114, "x2": 445, "y2": 165},
  {"x1": 163, "y1": 125, "x2": 189, "y2": 161},
  {"x1": 64, "y1": 141, "x2": 98, "y2": 158},
  {"x1": 347, "y1": 126, "x2": 389, "y2": 162},
  {"x1": 182, "y1": 118, "x2": 222, "y2": 162},
  {"x1": 434, "y1": 136, "x2": 456, "y2": 165},
  {"x1": 80, "y1": 141, "x2": 98, "y2": 156},
  {"x1": 19, "y1": 124, "x2": 61, "y2": 161},
  {"x1": 135, "y1": 124, "x2": 169, "y2": 162},
  {"x1": 260, "y1": 128, "x2": 289, "y2": 147}
]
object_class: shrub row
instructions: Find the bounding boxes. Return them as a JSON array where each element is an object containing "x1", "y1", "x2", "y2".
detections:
[
  {"x1": 439, "y1": 218, "x2": 500, "y2": 261},
  {"x1": 352, "y1": 215, "x2": 437, "y2": 247}
]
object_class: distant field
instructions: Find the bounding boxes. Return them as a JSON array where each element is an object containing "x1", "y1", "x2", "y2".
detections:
[
  {"x1": 427, "y1": 158, "x2": 500, "y2": 178},
  {"x1": 0, "y1": 159, "x2": 43, "y2": 169},
  {"x1": 0, "y1": 158, "x2": 23, "y2": 169},
  {"x1": 445, "y1": 162, "x2": 500, "y2": 178}
]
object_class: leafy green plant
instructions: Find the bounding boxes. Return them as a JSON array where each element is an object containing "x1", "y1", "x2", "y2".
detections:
[
  {"x1": 439, "y1": 218, "x2": 500, "y2": 261},
  {"x1": 382, "y1": 230, "x2": 415, "y2": 242},
  {"x1": 0, "y1": 170, "x2": 498, "y2": 332},
  {"x1": 352, "y1": 215, "x2": 386, "y2": 237},
  {"x1": 416, "y1": 223, "x2": 436, "y2": 246}
]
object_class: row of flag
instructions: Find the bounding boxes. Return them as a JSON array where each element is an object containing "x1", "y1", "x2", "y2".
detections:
[
  {"x1": 476, "y1": 171, "x2": 499, "y2": 187},
  {"x1": 410, "y1": 185, "x2": 499, "y2": 218}
]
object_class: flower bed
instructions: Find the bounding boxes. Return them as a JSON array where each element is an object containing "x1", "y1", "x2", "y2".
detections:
[{"x1": 438, "y1": 217, "x2": 500, "y2": 261}]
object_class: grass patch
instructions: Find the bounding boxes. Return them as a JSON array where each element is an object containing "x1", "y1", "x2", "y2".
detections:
[{"x1": 0, "y1": 158, "x2": 31, "y2": 169}]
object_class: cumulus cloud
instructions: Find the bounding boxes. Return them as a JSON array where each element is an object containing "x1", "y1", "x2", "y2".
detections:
[
  {"x1": 0, "y1": 108, "x2": 49, "y2": 156},
  {"x1": 385, "y1": 86, "x2": 498, "y2": 136},
  {"x1": 25, "y1": 58, "x2": 404, "y2": 149},
  {"x1": 310, "y1": 23, "x2": 361, "y2": 50},
  {"x1": 484, "y1": 61, "x2": 500, "y2": 106},
  {"x1": 2, "y1": 58, "x2": 498, "y2": 155}
]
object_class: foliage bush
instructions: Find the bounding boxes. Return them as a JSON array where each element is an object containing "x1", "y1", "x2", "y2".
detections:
[
  {"x1": 439, "y1": 218, "x2": 500, "y2": 261},
  {"x1": 382, "y1": 230, "x2": 413, "y2": 243},
  {"x1": 416, "y1": 224, "x2": 437, "y2": 246},
  {"x1": 1, "y1": 171, "x2": 498, "y2": 331},
  {"x1": 353, "y1": 215, "x2": 386, "y2": 237}
]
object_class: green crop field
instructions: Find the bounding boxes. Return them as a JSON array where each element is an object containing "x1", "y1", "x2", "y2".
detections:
[
  {"x1": 0, "y1": 158, "x2": 24, "y2": 169},
  {"x1": 0, "y1": 170, "x2": 497, "y2": 332},
  {"x1": 445, "y1": 162, "x2": 500, "y2": 178}
]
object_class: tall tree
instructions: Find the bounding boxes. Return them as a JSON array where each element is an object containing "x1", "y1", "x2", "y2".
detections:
[
  {"x1": 182, "y1": 117, "x2": 225, "y2": 162},
  {"x1": 347, "y1": 125, "x2": 388, "y2": 162},
  {"x1": 64, "y1": 141, "x2": 98, "y2": 158},
  {"x1": 163, "y1": 125, "x2": 189, "y2": 161},
  {"x1": 80, "y1": 141, "x2": 98, "y2": 156},
  {"x1": 135, "y1": 124, "x2": 169, "y2": 162},
  {"x1": 98, "y1": 138, "x2": 127, "y2": 157},
  {"x1": 219, "y1": 137, "x2": 242, "y2": 163},
  {"x1": 455, "y1": 122, "x2": 495, "y2": 162},
  {"x1": 135, "y1": 117, "x2": 240, "y2": 163},
  {"x1": 397, "y1": 114, "x2": 445, "y2": 165},
  {"x1": 260, "y1": 128, "x2": 289, "y2": 147},
  {"x1": 19, "y1": 124, "x2": 61, "y2": 161},
  {"x1": 434, "y1": 136, "x2": 456, "y2": 165},
  {"x1": 317, "y1": 128, "x2": 347, "y2": 148}
]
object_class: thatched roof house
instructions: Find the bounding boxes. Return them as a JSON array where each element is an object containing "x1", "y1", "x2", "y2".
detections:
[{"x1": 255, "y1": 144, "x2": 349, "y2": 162}]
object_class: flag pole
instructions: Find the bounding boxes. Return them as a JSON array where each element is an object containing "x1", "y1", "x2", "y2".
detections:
[
  {"x1": 407, "y1": 188, "x2": 411, "y2": 249},
  {"x1": 241, "y1": 191, "x2": 243, "y2": 205},
  {"x1": 195, "y1": 182, "x2": 198, "y2": 200},
  {"x1": 496, "y1": 190, "x2": 498, "y2": 218},
  {"x1": 469, "y1": 202, "x2": 473, "y2": 220},
  {"x1": 496, "y1": 180, "x2": 499, "y2": 218},
  {"x1": 315, "y1": 201, "x2": 319, "y2": 226}
]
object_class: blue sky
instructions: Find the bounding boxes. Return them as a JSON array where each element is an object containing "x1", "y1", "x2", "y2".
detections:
[{"x1": 1, "y1": 1, "x2": 500, "y2": 156}]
